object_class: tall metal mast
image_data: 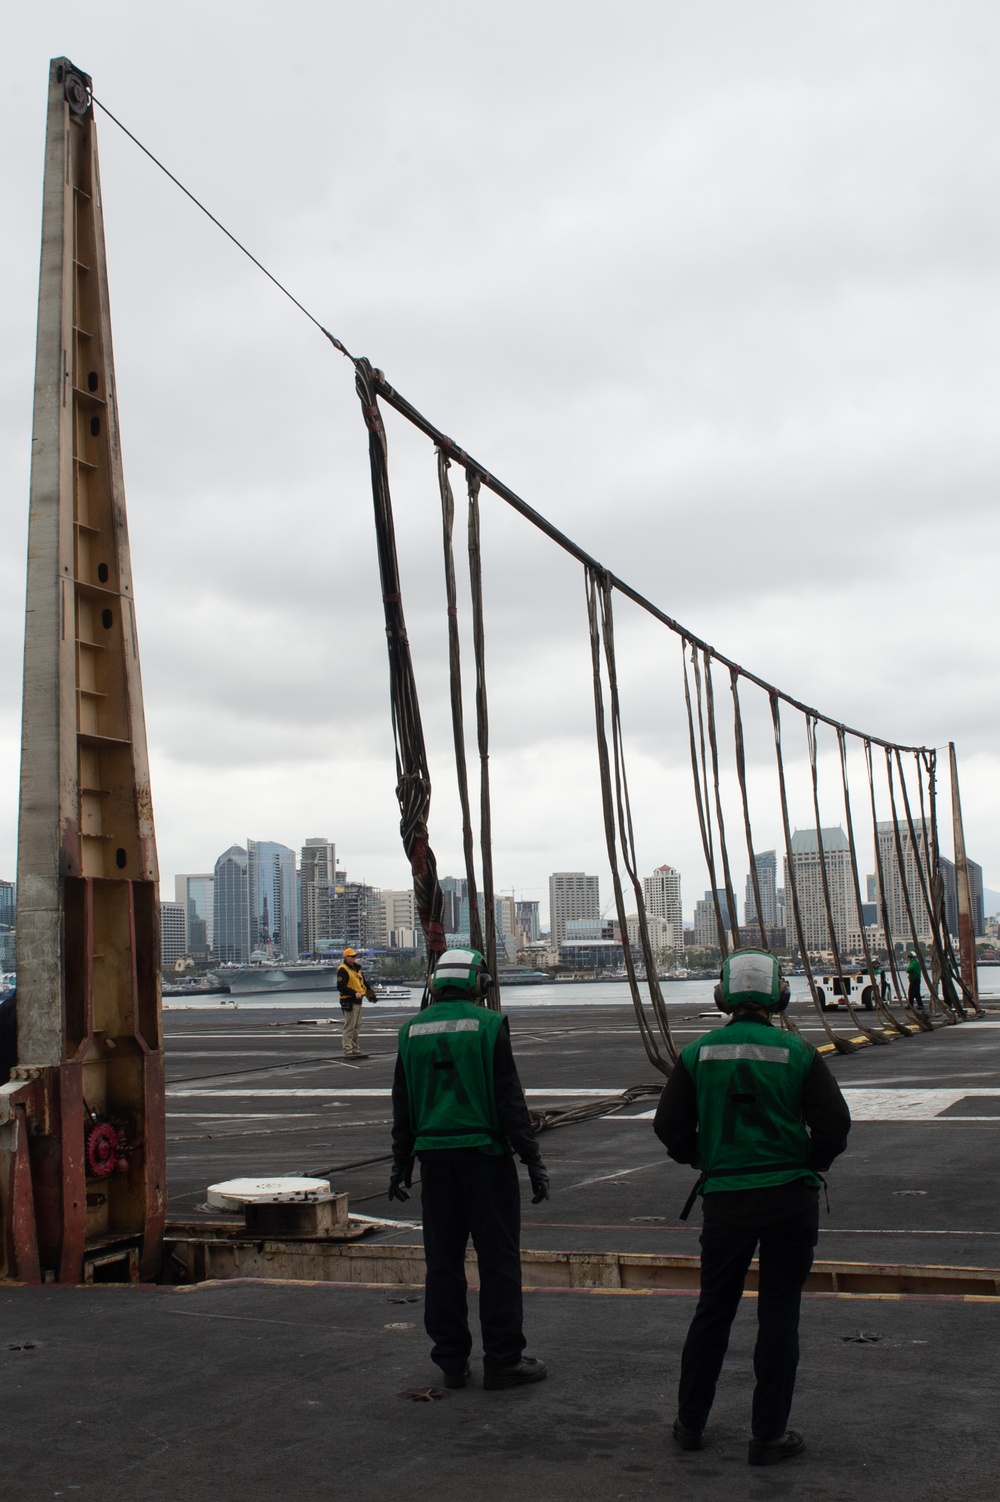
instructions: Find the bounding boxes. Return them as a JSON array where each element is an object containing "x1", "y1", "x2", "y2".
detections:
[{"x1": 0, "y1": 59, "x2": 164, "y2": 1282}]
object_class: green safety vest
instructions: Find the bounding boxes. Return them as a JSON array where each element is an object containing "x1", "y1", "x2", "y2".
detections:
[
  {"x1": 398, "y1": 1000, "x2": 507, "y2": 1154},
  {"x1": 681, "y1": 1017, "x2": 819, "y2": 1195}
]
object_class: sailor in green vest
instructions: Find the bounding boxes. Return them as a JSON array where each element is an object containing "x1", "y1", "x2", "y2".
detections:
[
  {"x1": 654, "y1": 948, "x2": 850, "y2": 1467},
  {"x1": 388, "y1": 947, "x2": 549, "y2": 1390},
  {"x1": 906, "y1": 951, "x2": 924, "y2": 1009}
]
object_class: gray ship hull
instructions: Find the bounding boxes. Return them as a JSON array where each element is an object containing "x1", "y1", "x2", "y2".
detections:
[{"x1": 213, "y1": 967, "x2": 340, "y2": 996}]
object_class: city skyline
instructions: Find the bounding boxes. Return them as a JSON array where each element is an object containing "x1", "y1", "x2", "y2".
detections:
[{"x1": 149, "y1": 821, "x2": 996, "y2": 956}]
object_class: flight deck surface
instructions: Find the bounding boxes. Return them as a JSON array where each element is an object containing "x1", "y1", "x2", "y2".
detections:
[{"x1": 5, "y1": 993, "x2": 1000, "y2": 1501}]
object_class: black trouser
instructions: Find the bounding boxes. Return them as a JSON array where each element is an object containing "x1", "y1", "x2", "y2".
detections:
[
  {"x1": 907, "y1": 975, "x2": 923, "y2": 1007},
  {"x1": 420, "y1": 1153, "x2": 526, "y2": 1373},
  {"x1": 677, "y1": 1199, "x2": 819, "y2": 1440}
]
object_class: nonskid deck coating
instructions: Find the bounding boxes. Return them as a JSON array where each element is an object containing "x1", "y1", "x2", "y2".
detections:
[{"x1": 163, "y1": 995, "x2": 1000, "y2": 1270}]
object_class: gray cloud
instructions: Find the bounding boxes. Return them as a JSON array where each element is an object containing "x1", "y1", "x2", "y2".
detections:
[{"x1": 2, "y1": 1, "x2": 999, "y2": 921}]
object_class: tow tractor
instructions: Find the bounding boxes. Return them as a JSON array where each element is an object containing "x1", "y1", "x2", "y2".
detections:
[{"x1": 814, "y1": 970, "x2": 879, "y2": 1011}]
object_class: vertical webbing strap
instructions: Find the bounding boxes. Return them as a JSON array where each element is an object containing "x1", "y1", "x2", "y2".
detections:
[
  {"x1": 356, "y1": 359, "x2": 447, "y2": 978},
  {"x1": 436, "y1": 450, "x2": 485, "y2": 958},
  {"x1": 466, "y1": 471, "x2": 500, "y2": 1010}
]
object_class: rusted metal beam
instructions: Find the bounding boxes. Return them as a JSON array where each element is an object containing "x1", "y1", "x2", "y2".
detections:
[{"x1": 0, "y1": 59, "x2": 164, "y2": 1284}]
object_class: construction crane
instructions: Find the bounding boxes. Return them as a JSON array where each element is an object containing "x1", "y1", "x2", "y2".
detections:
[{"x1": 0, "y1": 59, "x2": 164, "y2": 1283}]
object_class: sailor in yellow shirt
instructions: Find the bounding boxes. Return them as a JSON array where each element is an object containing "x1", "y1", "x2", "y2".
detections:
[{"x1": 337, "y1": 949, "x2": 375, "y2": 1058}]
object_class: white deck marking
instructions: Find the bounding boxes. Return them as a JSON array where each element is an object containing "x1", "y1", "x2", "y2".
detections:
[{"x1": 618, "y1": 1086, "x2": 1000, "y2": 1122}]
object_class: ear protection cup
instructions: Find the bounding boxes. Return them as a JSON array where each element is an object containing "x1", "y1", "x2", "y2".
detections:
[
  {"x1": 713, "y1": 980, "x2": 734, "y2": 1013},
  {"x1": 775, "y1": 976, "x2": 791, "y2": 1012},
  {"x1": 478, "y1": 970, "x2": 494, "y2": 993}
]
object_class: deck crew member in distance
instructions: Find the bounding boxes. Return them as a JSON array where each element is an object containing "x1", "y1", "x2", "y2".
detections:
[
  {"x1": 337, "y1": 948, "x2": 375, "y2": 1059},
  {"x1": 388, "y1": 947, "x2": 549, "y2": 1389},
  {"x1": 654, "y1": 948, "x2": 851, "y2": 1467}
]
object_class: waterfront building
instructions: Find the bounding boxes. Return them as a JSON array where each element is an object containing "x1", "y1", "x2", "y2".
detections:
[
  {"x1": 693, "y1": 889, "x2": 733, "y2": 949},
  {"x1": 783, "y1": 827, "x2": 855, "y2": 954},
  {"x1": 642, "y1": 865, "x2": 683, "y2": 950},
  {"x1": 743, "y1": 851, "x2": 777, "y2": 930},
  {"x1": 299, "y1": 838, "x2": 337, "y2": 954},
  {"x1": 626, "y1": 912, "x2": 675, "y2": 956},
  {"x1": 175, "y1": 873, "x2": 214, "y2": 960},
  {"x1": 875, "y1": 821, "x2": 935, "y2": 945},
  {"x1": 939, "y1": 855, "x2": 985, "y2": 939},
  {"x1": 213, "y1": 846, "x2": 250, "y2": 964},
  {"x1": 496, "y1": 894, "x2": 517, "y2": 942},
  {"x1": 0, "y1": 878, "x2": 15, "y2": 972},
  {"x1": 549, "y1": 872, "x2": 600, "y2": 950},
  {"x1": 558, "y1": 939, "x2": 625, "y2": 971},
  {"x1": 160, "y1": 901, "x2": 187, "y2": 966},
  {"x1": 247, "y1": 840, "x2": 299, "y2": 960},
  {"x1": 515, "y1": 899, "x2": 540, "y2": 944},
  {"x1": 318, "y1": 880, "x2": 383, "y2": 950},
  {"x1": 439, "y1": 877, "x2": 467, "y2": 935},
  {"x1": 382, "y1": 889, "x2": 420, "y2": 949}
]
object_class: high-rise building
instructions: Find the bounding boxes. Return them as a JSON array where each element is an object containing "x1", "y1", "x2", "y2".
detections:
[
  {"x1": 0, "y1": 879, "x2": 15, "y2": 972},
  {"x1": 939, "y1": 855, "x2": 985, "y2": 939},
  {"x1": 643, "y1": 864, "x2": 683, "y2": 950},
  {"x1": 175, "y1": 873, "x2": 214, "y2": 959},
  {"x1": 318, "y1": 880, "x2": 383, "y2": 950},
  {"x1": 299, "y1": 838, "x2": 337, "y2": 955},
  {"x1": 515, "y1": 900, "x2": 540, "y2": 944},
  {"x1": 969, "y1": 859, "x2": 984, "y2": 938},
  {"x1": 439, "y1": 876, "x2": 467, "y2": 936},
  {"x1": 875, "y1": 821, "x2": 934, "y2": 945},
  {"x1": 160, "y1": 901, "x2": 187, "y2": 966},
  {"x1": 693, "y1": 889, "x2": 733, "y2": 948},
  {"x1": 549, "y1": 872, "x2": 600, "y2": 949},
  {"x1": 382, "y1": 889, "x2": 419, "y2": 948},
  {"x1": 213, "y1": 845, "x2": 250, "y2": 964},
  {"x1": 743, "y1": 851, "x2": 777, "y2": 930},
  {"x1": 247, "y1": 840, "x2": 298, "y2": 960},
  {"x1": 784, "y1": 827, "x2": 855, "y2": 954}
]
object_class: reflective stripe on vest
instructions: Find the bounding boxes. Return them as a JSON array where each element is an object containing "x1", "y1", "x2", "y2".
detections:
[
  {"x1": 398, "y1": 1000, "x2": 507, "y2": 1154},
  {"x1": 681, "y1": 1018, "x2": 818, "y2": 1194}
]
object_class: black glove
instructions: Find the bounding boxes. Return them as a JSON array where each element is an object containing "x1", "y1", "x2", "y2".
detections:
[
  {"x1": 528, "y1": 1163, "x2": 550, "y2": 1204},
  {"x1": 388, "y1": 1159, "x2": 414, "y2": 1202}
]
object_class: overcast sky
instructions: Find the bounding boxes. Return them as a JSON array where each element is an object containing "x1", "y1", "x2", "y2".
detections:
[{"x1": 2, "y1": 2, "x2": 998, "y2": 927}]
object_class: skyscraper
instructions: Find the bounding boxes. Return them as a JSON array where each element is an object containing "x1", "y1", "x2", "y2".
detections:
[
  {"x1": 693, "y1": 890, "x2": 733, "y2": 948},
  {"x1": 248, "y1": 840, "x2": 298, "y2": 960},
  {"x1": 299, "y1": 838, "x2": 337, "y2": 955},
  {"x1": 0, "y1": 878, "x2": 15, "y2": 972},
  {"x1": 744, "y1": 851, "x2": 777, "y2": 930},
  {"x1": 213, "y1": 845, "x2": 249, "y2": 964},
  {"x1": 160, "y1": 901, "x2": 187, "y2": 966},
  {"x1": 784, "y1": 828, "x2": 855, "y2": 954},
  {"x1": 875, "y1": 820, "x2": 934, "y2": 943},
  {"x1": 382, "y1": 889, "x2": 419, "y2": 948},
  {"x1": 439, "y1": 876, "x2": 467, "y2": 936},
  {"x1": 642, "y1": 864, "x2": 683, "y2": 949},
  {"x1": 938, "y1": 855, "x2": 985, "y2": 940},
  {"x1": 175, "y1": 873, "x2": 214, "y2": 959},
  {"x1": 515, "y1": 900, "x2": 540, "y2": 944},
  {"x1": 549, "y1": 872, "x2": 600, "y2": 949}
]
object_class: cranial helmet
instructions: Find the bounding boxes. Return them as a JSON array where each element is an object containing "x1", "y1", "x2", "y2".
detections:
[
  {"x1": 430, "y1": 947, "x2": 493, "y2": 999},
  {"x1": 342, "y1": 948, "x2": 357, "y2": 959},
  {"x1": 714, "y1": 948, "x2": 790, "y2": 1014}
]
